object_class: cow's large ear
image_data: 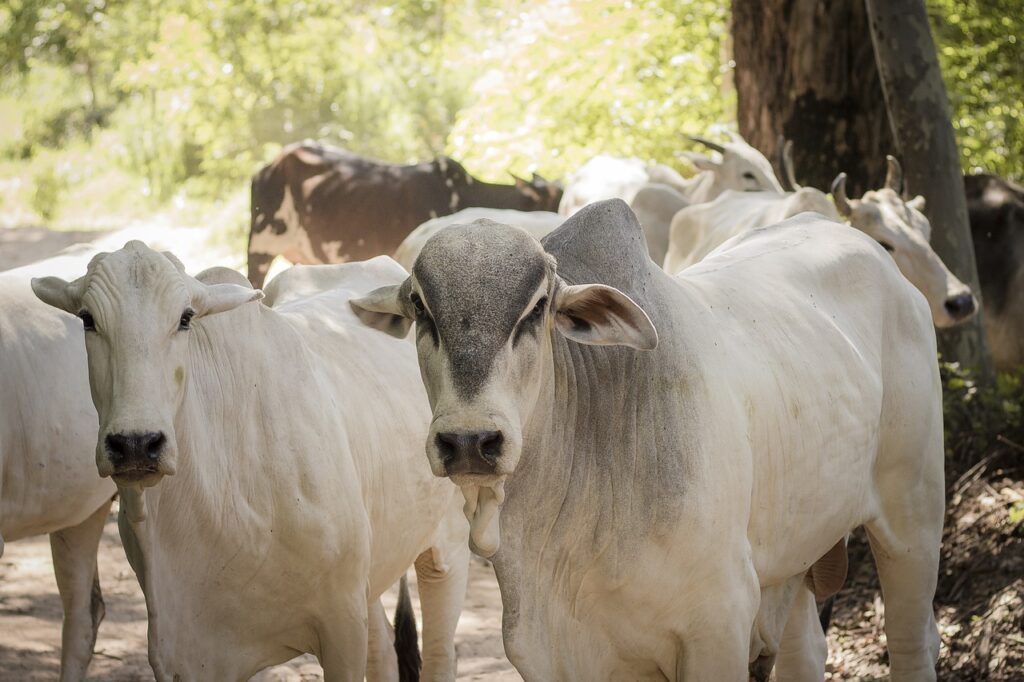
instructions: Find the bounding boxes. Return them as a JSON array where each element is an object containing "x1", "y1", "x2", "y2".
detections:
[
  {"x1": 554, "y1": 283, "x2": 658, "y2": 350},
  {"x1": 681, "y1": 151, "x2": 719, "y2": 173},
  {"x1": 195, "y1": 283, "x2": 264, "y2": 316},
  {"x1": 31, "y1": 276, "x2": 82, "y2": 314},
  {"x1": 350, "y1": 283, "x2": 413, "y2": 338},
  {"x1": 906, "y1": 195, "x2": 926, "y2": 212}
]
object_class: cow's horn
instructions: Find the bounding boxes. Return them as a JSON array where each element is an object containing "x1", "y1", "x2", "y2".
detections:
[
  {"x1": 783, "y1": 140, "x2": 801, "y2": 190},
  {"x1": 831, "y1": 173, "x2": 853, "y2": 216},
  {"x1": 688, "y1": 136, "x2": 725, "y2": 154},
  {"x1": 885, "y1": 155, "x2": 903, "y2": 193}
]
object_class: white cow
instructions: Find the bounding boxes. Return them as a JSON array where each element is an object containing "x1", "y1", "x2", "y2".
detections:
[
  {"x1": 558, "y1": 134, "x2": 785, "y2": 217},
  {"x1": 394, "y1": 208, "x2": 563, "y2": 272},
  {"x1": 664, "y1": 157, "x2": 978, "y2": 328},
  {"x1": 0, "y1": 269, "x2": 116, "y2": 681},
  {"x1": 351, "y1": 201, "x2": 945, "y2": 681},
  {"x1": 31, "y1": 247, "x2": 469, "y2": 682},
  {"x1": 627, "y1": 182, "x2": 690, "y2": 266}
]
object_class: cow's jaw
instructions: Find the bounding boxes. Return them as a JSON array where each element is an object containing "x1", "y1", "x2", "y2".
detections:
[{"x1": 453, "y1": 473, "x2": 506, "y2": 557}]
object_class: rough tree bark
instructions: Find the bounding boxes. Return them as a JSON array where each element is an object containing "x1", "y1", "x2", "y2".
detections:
[
  {"x1": 732, "y1": 0, "x2": 894, "y2": 194},
  {"x1": 866, "y1": 0, "x2": 992, "y2": 376}
]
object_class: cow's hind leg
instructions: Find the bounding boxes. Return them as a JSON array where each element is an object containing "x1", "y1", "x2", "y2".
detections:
[
  {"x1": 772, "y1": 585, "x2": 827, "y2": 682},
  {"x1": 50, "y1": 496, "x2": 114, "y2": 682},
  {"x1": 414, "y1": 524, "x2": 470, "y2": 681},
  {"x1": 864, "y1": 456, "x2": 944, "y2": 681},
  {"x1": 366, "y1": 598, "x2": 400, "y2": 682}
]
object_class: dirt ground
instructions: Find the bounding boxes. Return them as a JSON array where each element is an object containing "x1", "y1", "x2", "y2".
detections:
[{"x1": 1, "y1": 224, "x2": 1022, "y2": 680}]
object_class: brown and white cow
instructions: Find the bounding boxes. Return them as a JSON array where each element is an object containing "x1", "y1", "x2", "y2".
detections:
[{"x1": 247, "y1": 142, "x2": 562, "y2": 287}]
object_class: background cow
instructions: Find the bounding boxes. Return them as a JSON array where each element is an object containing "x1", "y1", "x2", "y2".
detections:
[
  {"x1": 965, "y1": 173, "x2": 1024, "y2": 369},
  {"x1": 351, "y1": 201, "x2": 945, "y2": 680},
  {"x1": 32, "y1": 249, "x2": 469, "y2": 681},
  {"x1": 0, "y1": 268, "x2": 116, "y2": 682},
  {"x1": 247, "y1": 142, "x2": 562, "y2": 287}
]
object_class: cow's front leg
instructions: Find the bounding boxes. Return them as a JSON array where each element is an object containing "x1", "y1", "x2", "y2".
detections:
[
  {"x1": 673, "y1": 557, "x2": 760, "y2": 681},
  {"x1": 51, "y1": 496, "x2": 114, "y2": 682},
  {"x1": 318, "y1": 590, "x2": 369, "y2": 682}
]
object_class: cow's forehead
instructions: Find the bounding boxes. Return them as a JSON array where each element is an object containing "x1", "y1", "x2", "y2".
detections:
[
  {"x1": 82, "y1": 242, "x2": 187, "y2": 307},
  {"x1": 413, "y1": 221, "x2": 551, "y2": 398}
]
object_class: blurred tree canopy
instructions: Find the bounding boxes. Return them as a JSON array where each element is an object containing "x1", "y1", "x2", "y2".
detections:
[{"x1": 0, "y1": 0, "x2": 1020, "y2": 223}]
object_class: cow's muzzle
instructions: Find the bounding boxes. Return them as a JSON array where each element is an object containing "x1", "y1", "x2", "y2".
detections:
[
  {"x1": 436, "y1": 430, "x2": 503, "y2": 476},
  {"x1": 105, "y1": 431, "x2": 168, "y2": 483}
]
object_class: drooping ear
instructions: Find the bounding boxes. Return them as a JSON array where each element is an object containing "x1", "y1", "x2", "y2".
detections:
[
  {"x1": 681, "y1": 151, "x2": 719, "y2": 173},
  {"x1": 906, "y1": 195, "x2": 926, "y2": 212},
  {"x1": 31, "y1": 276, "x2": 83, "y2": 314},
  {"x1": 195, "y1": 283, "x2": 264, "y2": 316},
  {"x1": 554, "y1": 283, "x2": 658, "y2": 350},
  {"x1": 350, "y1": 283, "x2": 413, "y2": 338}
]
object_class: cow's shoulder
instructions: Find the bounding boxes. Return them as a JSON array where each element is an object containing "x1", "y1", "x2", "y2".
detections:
[{"x1": 263, "y1": 257, "x2": 407, "y2": 308}]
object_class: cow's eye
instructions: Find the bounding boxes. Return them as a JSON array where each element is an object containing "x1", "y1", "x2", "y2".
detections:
[
  {"x1": 411, "y1": 293, "x2": 428, "y2": 320},
  {"x1": 742, "y1": 172, "x2": 756, "y2": 181},
  {"x1": 528, "y1": 297, "x2": 547, "y2": 320},
  {"x1": 178, "y1": 308, "x2": 195, "y2": 331},
  {"x1": 77, "y1": 310, "x2": 95, "y2": 331},
  {"x1": 877, "y1": 240, "x2": 895, "y2": 252}
]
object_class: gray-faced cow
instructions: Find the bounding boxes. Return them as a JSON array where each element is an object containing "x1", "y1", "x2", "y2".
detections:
[
  {"x1": 248, "y1": 142, "x2": 562, "y2": 288},
  {"x1": 351, "y1": 200, "x2": 945, "y2": 680},
  {"x1": 32, "y1": 247, "x2": 469, "y2": 681},
  {"x1": 965, "y1": 172, "x2": 1024, "y2": 369}
]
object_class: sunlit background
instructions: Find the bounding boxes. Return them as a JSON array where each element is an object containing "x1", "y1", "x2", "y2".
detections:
[{"x1": 0, "y1": 0, "x2": 1019, "y2": 252}]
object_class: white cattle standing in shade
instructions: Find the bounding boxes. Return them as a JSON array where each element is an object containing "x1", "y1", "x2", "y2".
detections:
[
  {"x1": 31, "y1": 248, "x2": 469, "y2": 682},
  {"x1": 664, "y1": 156, "x2": 978, "y2": 329},
  {"x1": 351, "y1": 201, "x2": 945, "y2": 681},
  {"x1": 0, "y1": 269, "x2": 116, "y2": 682},
  {"x1": 557, "y1": 134, "x2": 785, "y2": 217}
]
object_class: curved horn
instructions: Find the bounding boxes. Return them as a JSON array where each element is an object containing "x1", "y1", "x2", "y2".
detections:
[
  {"x1": 688, "y1": 135, "x2": 725, "y2": 154},
  {"x1": 884, "y1": 155, "x2": 903, "y2": 193},
  {"x1": 783, "y1": 140, "x2": 801, "y2": 190},
  {"x1": 831, "y1": 173, "x2": 853, "y2": 216}
]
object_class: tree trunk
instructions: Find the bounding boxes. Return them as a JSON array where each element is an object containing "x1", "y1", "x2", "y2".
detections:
[
  {"x1": 866, "y1": 0, "x2": 992, "y2": 377},
  {"x1": 732, "y1": 0, "x2": 893, "y2": 194}
]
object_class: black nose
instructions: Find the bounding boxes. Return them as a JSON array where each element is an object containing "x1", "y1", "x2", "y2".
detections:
[
  {"x1": 944, "y1": 293, "x2": 977, "y2": 320},
  {"x1": 105, "y1": 431, "x2": 166, "y2": 468},
  {"x1": 436, "y1": 431, "x2": 503, "y2": 476}
]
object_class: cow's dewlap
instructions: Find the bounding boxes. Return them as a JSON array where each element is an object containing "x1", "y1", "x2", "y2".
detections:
[{"x1": 459, "y1": 478, "x2": 505, "y2": 557}]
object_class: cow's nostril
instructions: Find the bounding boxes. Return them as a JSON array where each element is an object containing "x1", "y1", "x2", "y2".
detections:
[
  {"x1": 105, "y1": 433, "x2": 129, "y2": 463},
  {"x1": 145, "y1": 432, "x2": 166, "y2": 460},
  {"x1": 436, "y1": 432, "x2": 458, "y2": 465},
  {"x1": 944, "y1": 294, "x2": 977, "y2": 319},
  {"x1": 479, "y1": 431, "x2": 504, "y2": 461}
]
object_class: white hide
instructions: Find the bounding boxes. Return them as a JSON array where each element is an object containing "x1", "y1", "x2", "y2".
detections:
[
  {"x1": 32, "y1": 247, "x2": 468, "y2": 681},
  {"x1": 0, "y1": 269, "x2": 116, "y2": 681},
  {"x1": 663, "y1": 188, "x2": 839, "y2": 273},
  {"x1": 394, "y1": 208, "x2": 564, "y2": 272}
]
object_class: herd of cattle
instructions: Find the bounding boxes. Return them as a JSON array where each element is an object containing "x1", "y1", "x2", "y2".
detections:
[{"x1": 0, "y1": 133, "x2": 1021, "y2": 681}]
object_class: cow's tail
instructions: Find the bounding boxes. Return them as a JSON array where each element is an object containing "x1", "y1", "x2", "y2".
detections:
[{"x1": 394, "y1": 574, "x2": 421, "y2": 682}]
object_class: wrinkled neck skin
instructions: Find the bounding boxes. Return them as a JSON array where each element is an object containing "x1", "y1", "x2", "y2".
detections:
[
  {"x1": 489, "y1": 314, "x2": 698, "y2": 680},
  {"x1": 119, "y1": 305, "x2": 366, "y2": 681}
]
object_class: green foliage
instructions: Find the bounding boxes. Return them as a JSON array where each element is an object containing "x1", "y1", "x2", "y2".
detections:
[
  {"x1": 449, "y1": 0, "x2": 729, "y2": 179},
  {"x1": 0, "y1": 0, "x2": 1020, "y2": 224},
  {"x1": 30, "y1": 162, "x2": 65, "y2": 221},
  {"x1": 941, "y1": 359, "x2": 1024, "y2": 463},
  {"x1": 928, "y1": 0, "x2": 1024, "y2": 180}
]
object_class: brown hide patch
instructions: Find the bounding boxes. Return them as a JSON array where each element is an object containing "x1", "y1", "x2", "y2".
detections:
[{"x1": 805, "y1": 537, "x2": 849, "y2": 600}]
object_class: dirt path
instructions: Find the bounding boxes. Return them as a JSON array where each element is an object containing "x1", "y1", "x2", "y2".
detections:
[{"x1": 0, "y1": 505, "x2": 519, "y2": 681}]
